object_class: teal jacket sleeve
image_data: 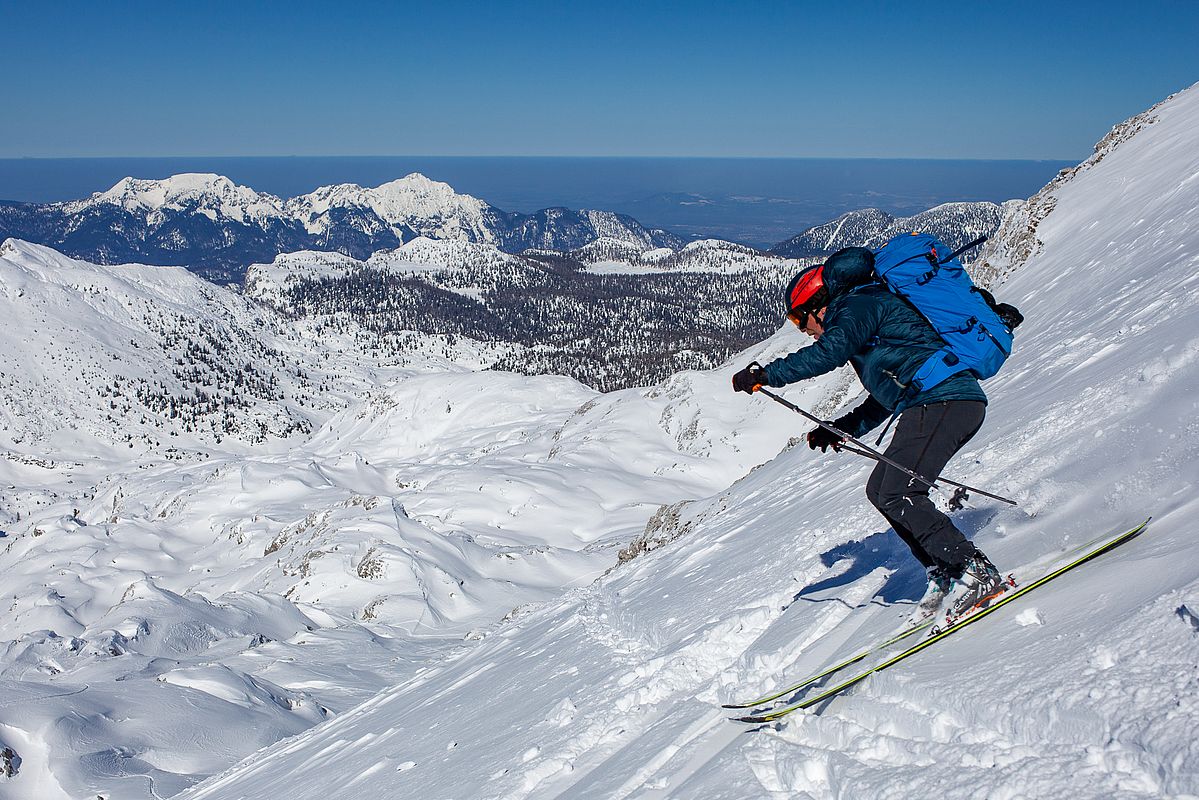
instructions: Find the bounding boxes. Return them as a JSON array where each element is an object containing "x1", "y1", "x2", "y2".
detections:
[
  {"x1": 832, "y1": 396, "x2": 890, "y2": 438},
  {"x1": 762, "y1": 294, "x2": 881, "y2": 387}
]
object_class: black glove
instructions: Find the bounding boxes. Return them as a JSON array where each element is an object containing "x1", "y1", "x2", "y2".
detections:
[
  {"x1": 732, "y1": 364, "x2": 768, "y2": 394},
  {"x1": 807, "y1": 424, "x2": 845, "y2": 452}
]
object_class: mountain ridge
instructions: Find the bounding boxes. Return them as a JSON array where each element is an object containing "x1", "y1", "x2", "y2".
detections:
[
  {"x1": 770, "y1": 199, "x2": 1018, "y2": 258},
  {"x1": 0, "y1": 172, "x2": 684, "y2": 283},
  {"x1": 0, "y1": 171, "x2": 1013, "y2": 284}
]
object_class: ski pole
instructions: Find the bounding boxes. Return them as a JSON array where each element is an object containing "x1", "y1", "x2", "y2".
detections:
[
  {"x1": 755, "y1": 386, "x2": 1017, "y2": 507},
  {"x1": 940, "y1": 235, "x2": 988, "y2": 265}
]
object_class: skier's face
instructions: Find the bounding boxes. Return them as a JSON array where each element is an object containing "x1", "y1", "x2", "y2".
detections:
[{"x1": 797, "y1": 307, "x2": 826, "y2": 339}]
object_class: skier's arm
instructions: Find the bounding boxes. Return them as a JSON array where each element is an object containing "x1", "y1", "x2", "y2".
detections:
[
  {"x1": 831, "y1": 396, "x2": 890, "y2": 439},
  {"x1": 762, "y1": 297, "x2": 879, "y2": 387}
]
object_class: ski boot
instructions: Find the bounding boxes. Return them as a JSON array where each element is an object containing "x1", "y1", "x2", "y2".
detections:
[
  {"x1": 906, "y1": 566, "x2": 953, "y2": 628},
  {"x1": 941, "y1": 552, "x2": 1013, "y2": 628}
]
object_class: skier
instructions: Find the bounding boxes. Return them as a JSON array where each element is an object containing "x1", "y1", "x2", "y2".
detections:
[{"x1": 731, "y1": 246, "x2": 1008, "y2": 625}]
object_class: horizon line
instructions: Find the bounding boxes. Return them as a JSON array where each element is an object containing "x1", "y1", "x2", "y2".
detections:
[{"x1": 0, "y1": 154, "x2": 1081, "y2": 163}]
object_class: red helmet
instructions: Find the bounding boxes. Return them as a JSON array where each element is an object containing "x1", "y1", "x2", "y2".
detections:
[{"x1": 785, "y1": 265, "x2": 828, "y2": 318}]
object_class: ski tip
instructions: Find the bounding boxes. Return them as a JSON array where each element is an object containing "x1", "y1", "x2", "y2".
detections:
[
  {"x1": 732, "y1": 714, "x2": 771, "y2": 724},
  {"x1": 732, "y1": 709, "x2": 800, "y2": 724}
]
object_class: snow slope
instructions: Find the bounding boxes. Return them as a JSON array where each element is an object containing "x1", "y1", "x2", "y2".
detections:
[
  {"x1": 176, "y1": 85, "x2": 1199, "y2": 799},
  {"x1": 0, "y1": 243, "x2": 831, "y2": 797},
  {"x1": 0, "y1": 239, "x2": 320, "y2": 452}
]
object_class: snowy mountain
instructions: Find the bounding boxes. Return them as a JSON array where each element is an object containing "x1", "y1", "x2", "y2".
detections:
[
  {"x1": 242, "y1": 236, "x2": 804, "y2": 392},
  {"x1": 2, "y1": 81, "x2": 1198, "y2": 800},
  {"x1": 0, "y1": 174, "x2": 308, "y2": 284},
  {"x1": 0, "y1": 239, "x2": 314, "y2": 452},
  {"x1": 0, "y1": 171, "x2": 1013, "y2": 288},
  {"x1": 242, "y1": 237, "x2": 532, "y2": 307},
  {"x1": 287, "y1": 174, "x2": 501, "y2": 243},
  {"x1": 0, "y1": 173, "x2": 683, "y2": 283},
  {"x1": 0, "y1": 244, "x2": 825, "y2": 797},
  {"x1": 66, "y1": 173, "x2": 290, "y2": 224},
  {"x1": 770, "y1": 200, "x2": 1014, "y2": 258},
  {"x1": 159, "y1": 84, "x2": 1195, "y2": 799},
  {"x1": 573, "y1": 237, "x2": 788, "y2": 275},
  {"x1": 973, "y1": 99, "x2": 1169, "y2": 288},
  {"x1": 0, "y1": 238, "x2": 520, "y2": 457}
]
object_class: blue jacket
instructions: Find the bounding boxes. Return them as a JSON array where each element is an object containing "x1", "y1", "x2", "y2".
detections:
[{"x1": 763, "y1": 249, "x2": 987, "y2": 437}]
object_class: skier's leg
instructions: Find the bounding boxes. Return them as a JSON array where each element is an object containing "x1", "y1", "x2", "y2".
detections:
[
  {"x1": 866, "y1": 401, "x2": 986, "y2": 575},
  {"x1": 865, "y1": 468, "x2": 937, "y2": 569},
  {"x1": 888, "y1": 516, "x2": 938, "y2": 569}
]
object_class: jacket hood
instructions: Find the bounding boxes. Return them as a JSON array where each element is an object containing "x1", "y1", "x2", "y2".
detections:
[{"x1": 821, "y1": 247, "x2": 875, "y2": 299}]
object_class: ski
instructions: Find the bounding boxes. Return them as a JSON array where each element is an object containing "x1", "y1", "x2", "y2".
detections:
[
  {"x1": 721, "y1": 619, "x2": 932, "y2": 710},
  {"x1": 724, "y1": 522, "x2": 1112, "y2": 711},
  {"x1": 731, "y1": 518, "x2": 1150, "y2": 724}
]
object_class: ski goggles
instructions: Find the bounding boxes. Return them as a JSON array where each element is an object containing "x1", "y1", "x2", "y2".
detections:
[{"x1": 787, "y1": 306, "x2": 819, "y2": 328}]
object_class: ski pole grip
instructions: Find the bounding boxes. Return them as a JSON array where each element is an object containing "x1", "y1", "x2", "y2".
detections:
[{"x1": 747, "y1": 361, "x2": 768, "y2": 393}]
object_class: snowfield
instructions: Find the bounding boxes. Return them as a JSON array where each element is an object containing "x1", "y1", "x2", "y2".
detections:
[
  {"x1": 0, "y1": 241, "x2": 820, "y2": 798},
  {"x1": 3, "y1": 83, "x2": 1199, "y2": 800}
]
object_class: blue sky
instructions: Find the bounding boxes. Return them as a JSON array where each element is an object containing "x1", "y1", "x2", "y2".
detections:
[{"x1": 2, "y1": 0, "x2": 1196, "y2": 159}]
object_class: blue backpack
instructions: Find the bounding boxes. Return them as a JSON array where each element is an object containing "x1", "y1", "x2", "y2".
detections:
[{"x1": 872, "y1": 232, "x2": 1020, "y2": 401}]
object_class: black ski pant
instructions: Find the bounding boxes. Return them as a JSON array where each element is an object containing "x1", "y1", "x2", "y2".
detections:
[{"x1": 865, "y1": 400, "x2": 986, "y2": 576}]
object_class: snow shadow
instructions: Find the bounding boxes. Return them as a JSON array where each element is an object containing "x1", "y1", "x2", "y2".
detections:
[
  {"x1": 793, "y1": 508, "x2": 998, "y2": 607},
  {"x1": 791, "y1": 531, "x2": 920, "y2": 608}
]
